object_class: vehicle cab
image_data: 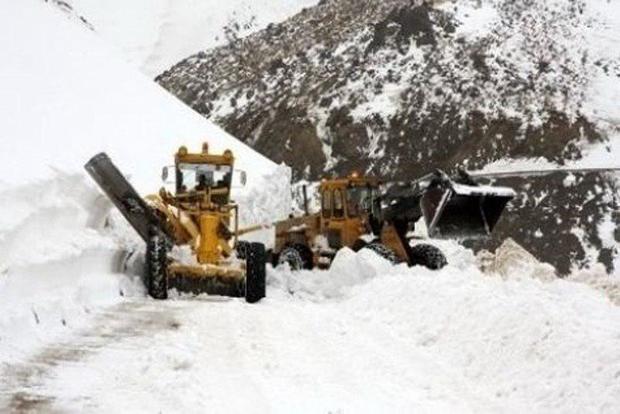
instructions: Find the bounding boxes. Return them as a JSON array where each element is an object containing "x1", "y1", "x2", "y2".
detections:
[{"x1": 319, "y1": 173, "x2": 380, "y2": 249}]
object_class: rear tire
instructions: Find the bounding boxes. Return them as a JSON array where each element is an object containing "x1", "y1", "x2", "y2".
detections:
[
  {"x1": 410, "y1": 244, "x2": 447, "y2": 270},
  {"x1": 146, "y1": 230, "x2": 169, "y2": 300},
  {"x1": 277, "y1": 244, "x2": 313, "y2": 270},
  {"x1": 364, "y1": 243, "x2": 399, "y2": 264},
  {"x1": 245, "y1": 242, "x2": 266, "y2": 303}
]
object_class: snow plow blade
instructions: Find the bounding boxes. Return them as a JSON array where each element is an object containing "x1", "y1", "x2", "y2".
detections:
[
  {"x1": 84, "y1": 152, "x2": 171, "y2": 244},
  {"x1": 421, "y1": 182, "x2": 515, "y2": 239}
]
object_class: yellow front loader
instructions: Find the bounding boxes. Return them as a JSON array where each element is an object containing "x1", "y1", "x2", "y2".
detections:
[
  {"x1": 273, "y1": 171, "x2": 516, "y2": 271},
  {"x1": 85, "y1": 143, "x2": 266, "y2": 303}
]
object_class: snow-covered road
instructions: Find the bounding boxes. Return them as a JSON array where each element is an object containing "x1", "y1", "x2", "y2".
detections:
[
  {"x1": 2, "y1": 246, "x2": 620, "y2": 413},
  {"x1": 0, "y1": 295, "x2": 481, "y2": 413},
  {"x1": 1, "y1": 2, "x2": 620, "y2": 412}
]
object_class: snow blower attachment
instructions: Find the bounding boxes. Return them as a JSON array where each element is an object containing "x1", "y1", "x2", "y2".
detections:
[
  {"x1": 273, "y1": 170, "x2": 515, "y2": 271},
  {"x1": 85, "y1": 145, "x2": 266, "y2": 303}
]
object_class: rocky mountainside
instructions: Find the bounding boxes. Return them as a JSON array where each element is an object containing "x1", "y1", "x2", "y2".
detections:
[{"x1": 157, "y1": 0, "x2": 620, "y2": 274}]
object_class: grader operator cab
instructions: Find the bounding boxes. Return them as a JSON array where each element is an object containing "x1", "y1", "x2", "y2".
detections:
[
  {"x1": 274, "y1": 170, "x2": 515, "y2": 271},
  {"x1": 85, "y1": 143, "x2": 266, "y2": 303}
]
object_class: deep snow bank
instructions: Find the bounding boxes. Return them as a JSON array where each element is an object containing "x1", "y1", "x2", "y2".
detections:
[
  {"x1": 0, "y1": 174, "x2": 144, "y2": 364},
  {"x1": 269, "y1": 241, "x2": 620, "y2": 412}
]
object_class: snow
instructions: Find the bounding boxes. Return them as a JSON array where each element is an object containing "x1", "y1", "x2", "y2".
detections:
[
  {"x1": 2, "y1": 241, "x2": 620, "y2": 412},
  {"x1": 475, "y1": 157, "x2": 561, "y2": 174},
  {"x1": 1, "y1": 1, "x2": 620, "y2": 411},
  {"x1": 0, "y1": 0, "x2": 289, "y2": 367},
  {"x1": 69, "y1": 0, "x2": 319, "y2": 76},
  {"x1": 581, "y1": 0, "x2": 620, "y2": 127},
  {"x1": 445, "y1": 0, "x2": 499, "y2": 39},
  {"x1": 451, "y1": 182, "x2": 516, "y2": 197},
  {"x1": 0, "y1": 0, "x2": 277, "y2": 192}
]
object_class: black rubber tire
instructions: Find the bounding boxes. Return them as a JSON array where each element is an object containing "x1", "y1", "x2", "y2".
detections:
[
  {"x1": 352, "y1": 239, "x2": 368, "y2": 252},
  {"x1": 364, "y1": 243, "x2": 399, "y2": 264},
  {"x1": 245, "y1": 242, "x2": 266, "y2": 303},
  {"x1": 277, "y1": 244, "x2": 313, "y2": 270},
  {"x1": 146, "y1": 230, "x2": 169, "y2": 300},
  {"x1": 236, "y1": 240, "x2": 250, "y2": 260},
  {"x1": 410, "y1": 243, "x2": 448, "y2": 270}
]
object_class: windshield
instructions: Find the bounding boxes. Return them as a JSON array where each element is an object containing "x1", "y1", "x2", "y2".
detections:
[
  {"x1": 177, "y1": 163, "x2": 232, "y2": 193},
  {"x1": 347, "y1": 186, "x2": 372, "y2": 217}
]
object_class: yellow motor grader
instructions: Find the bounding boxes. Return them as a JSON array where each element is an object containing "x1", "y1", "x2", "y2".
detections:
[
  {"x1": 85, "y1": 143, "x2": 266, "y2": 302},
  {"x1": 273, "y1": 170, "x2": 515, "y2": 270}
]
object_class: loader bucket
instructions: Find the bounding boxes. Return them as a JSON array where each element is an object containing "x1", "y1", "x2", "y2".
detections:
[{"x1": 421, "y1": 182, "x2": 515, "y2": 239}]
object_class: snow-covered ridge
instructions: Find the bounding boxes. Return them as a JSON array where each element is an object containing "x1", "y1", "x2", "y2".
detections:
[
  {"x1": 1, "y1": 0, "x2": 277, "y2": 191},
  {"x1": 66, "y1": 0, "x2": 319, "y2": 76}
]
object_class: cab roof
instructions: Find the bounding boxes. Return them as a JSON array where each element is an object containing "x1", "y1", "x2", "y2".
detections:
[
  {"x1": 319, "y1": 174, "x2": 380, "y2": 191},
  {"x1": 175, "y1": 143, "x2": 234, "y2": 166}
]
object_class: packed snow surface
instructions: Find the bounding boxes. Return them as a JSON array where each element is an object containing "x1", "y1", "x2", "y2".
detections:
[{"x1": 70, "y1": 0, "x2": 319, "y2": 76}]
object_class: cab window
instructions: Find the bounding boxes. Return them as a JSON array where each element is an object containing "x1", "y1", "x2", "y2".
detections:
[
  {"x1": 347, "y1": 187, "x2": 371, "y2": 217},
  {"x1": 322, "y1": 190, "x2": 332, "y2": 218},
  {"x1": 333, "y1": 189, "x2": 345, "y2": 218},
  {"x1": 177, "y1": 163, "x2": 232, "y2": 193}
]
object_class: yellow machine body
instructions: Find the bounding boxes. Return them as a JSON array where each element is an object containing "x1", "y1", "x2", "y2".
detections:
[
  {"x1": 84, "y1": 144, "x2": 267, "y2": 302},
  {"x1": 149, "y1": 144, "x2": 248, "y2": 285},
  {"x1": 274, "y1": 173, "x2": 385, "y2": 268}
]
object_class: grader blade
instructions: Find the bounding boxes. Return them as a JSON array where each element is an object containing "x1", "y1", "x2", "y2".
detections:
[
  {"x1": 168, "y1": 274, "x2": 245, "y2": 298},
  {"x1": 421, "y1": 182, "x2": 515, "y2": 239}
]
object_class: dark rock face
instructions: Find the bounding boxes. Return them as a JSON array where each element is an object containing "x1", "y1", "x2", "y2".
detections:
[
  {"x1": 156, "y1": 0, "x2": 620, "y2": 274},
  {"x1": 469, "y1": 173, "x2": 619, "y2": 275}
]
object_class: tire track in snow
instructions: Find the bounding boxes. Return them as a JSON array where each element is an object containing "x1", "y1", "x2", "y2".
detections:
[
  {"x1": 2, "y1": 293, "x2": 484, "y2": 412},
  {"x1": 0, "y1": 299, "x2": 182, "y2": 413}
]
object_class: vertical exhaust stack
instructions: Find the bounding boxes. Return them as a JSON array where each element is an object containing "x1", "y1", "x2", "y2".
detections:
[{"x1": 302, "y1": 184, "x2": 309, "y2": 216}]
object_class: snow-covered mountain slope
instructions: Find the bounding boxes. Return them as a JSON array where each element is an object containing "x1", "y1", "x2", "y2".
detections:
[
  {"x1": 157, "y1": 0, "x2": 620, "y2": 274},
  {"x1": 0, "y1": 0, "x2": 289, "y2": 364},
  {"x1": 67, "y1": 0, "x2": 319, "y2": 76},
  {"x1": 1, "y1": 0, "x2": 277, "y2": 192}
]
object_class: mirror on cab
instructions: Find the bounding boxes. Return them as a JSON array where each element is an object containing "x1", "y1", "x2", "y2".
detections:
[
  {"x1": 233, "y1": 169, "x2": 247, "y2": 187},
  {"x1": 161, "y1": 166, "x2": 175, "y2": 184}
]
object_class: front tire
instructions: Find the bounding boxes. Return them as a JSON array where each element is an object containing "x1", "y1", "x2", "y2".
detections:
[
  {"x1": 245, "y1": 242, "x2": 266, "y2": 303},
  {"x1": 364, "y1": 243, "x2": 399, "y2": 264},
  {"x1": 146, "y1": 229, "x2": 169, "y2": 300},
  {"x1": 277, "y1": 244, "x2": 313, "y2": 270},
  {"x1": 410, "y1": 244, "x2": 447, "y2": 270}
]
